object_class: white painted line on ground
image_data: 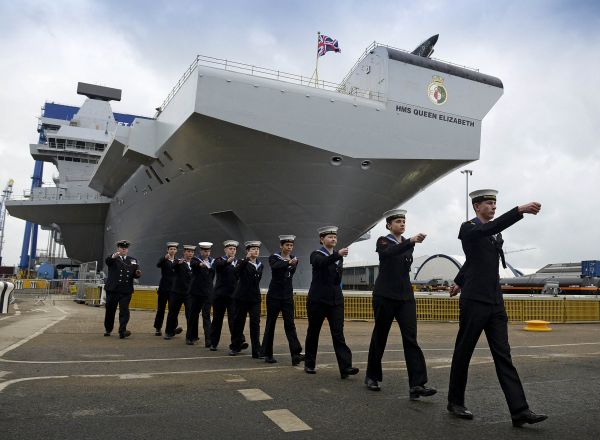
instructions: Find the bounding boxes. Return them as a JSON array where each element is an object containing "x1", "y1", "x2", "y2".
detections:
[
  {"x1": 0, "y1": 370, "x2": 12, "y2": 379},
  {"x1": 0, "y1": 366, "x2": 284, "y2": 393},
  {"x1": 0, "y1": 315, "x2": 15, "y2": 321},
  {"x1": 0, "y1": 314, "x2": 68, "y2": 357},
  {"x1": 118, "y1": 373, "x2": 153, "y2": 380},
  {"x1": 0, "y1": 375, "x2": 69, "y2": 393},
  {"x1": 238, "y1": 388, "x2": 273, "y2": 401},
  {"x1": 263, "y1": 409, "x2": 312, "y2": 432}
]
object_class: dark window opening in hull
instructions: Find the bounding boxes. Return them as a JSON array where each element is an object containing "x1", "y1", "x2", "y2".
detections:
[
  {"x1": 163, "y1": 151, "x2": 173, "y2": 161},
  {"x1": 149, "y1": 166, "x2": 164, "y2": 184},
  {"x1": 185, "y1": 163, "x2": 194, "y2": 171}
]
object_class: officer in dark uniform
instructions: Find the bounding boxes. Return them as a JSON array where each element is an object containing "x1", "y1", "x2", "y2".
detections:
[
  {"x1": 365, "y1": 209, "x2": 437, "y2": 400},
  {"x1": 187, "y1": 242, "x2": 215, "y2": 345},
  {"x1": 447, "y1": 189, "x2": 547, "y2": 427},
  {"x1": 229, "y1": 241, "x2": 263, "y2": 358},
  {"x1": 103, "y1": 240, "x2": 141, "y2": 339},
  {"x1": 260, "y1": 235, "x2": 305, "y2": 365},
  {"x1": 209, "y1": 240, "x2": 247, "y2": 351},
  {"x1": 164, "y1": 245, "x2": 195, "y2": 340},
  {"x1": 154, "y1": 242, "x2": 178, "y2": 336},
  {"x1": 304, "y1": 226, "x2": 358, "y2": 379}
]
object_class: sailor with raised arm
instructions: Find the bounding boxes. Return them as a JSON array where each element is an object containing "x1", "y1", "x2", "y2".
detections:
[
  {"x1": 364, "y1": 209, "x2": 436, "y2": 400},
  {"x1": 163, "y1": 245, "x2": 195, "y2": 340},
  {"x1": 187, "y1": 242, "x2": 215, "y2": 345},
  {"x1": 229, "y1": 241, "x2": 263, "y2": 358},
  {"x1": 209, "y1": 240, "x2": 247, "y2": 351},
  {"x1": 447, "y1": 189, "x2": 547, "y2": 427},
  {"x1": 304, "y1": 226, "x2": 358, "y2": 379},
  {"x1": 103, "y1": 240, "x2": 141, "y2": 339},
  {"x1": 154, "y1": 242, "x2": 178, "y2": 336},
  {"x1": 260, "y1": 235, "x2": 305, "y2": 365}
]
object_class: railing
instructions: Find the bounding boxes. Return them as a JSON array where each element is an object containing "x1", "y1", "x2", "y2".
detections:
[
  {"x1": 10, "y1": 189, "x2": 110, "y2": 202},
  {"x1": 154, "y1": 54, "x2": 386, "y2": 117},
  {"x1": 11, "y1": 277, "x2": 104, "y2": 305}
]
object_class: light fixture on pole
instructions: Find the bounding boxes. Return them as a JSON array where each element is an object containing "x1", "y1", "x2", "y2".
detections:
[{"x1": 460, "y1": 169, "x2": 473, "y2": 221}]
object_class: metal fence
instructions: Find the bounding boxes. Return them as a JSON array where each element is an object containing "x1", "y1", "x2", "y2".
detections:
[{"x1": 11, "y1": 278, "x2": 104, "y2": 306}]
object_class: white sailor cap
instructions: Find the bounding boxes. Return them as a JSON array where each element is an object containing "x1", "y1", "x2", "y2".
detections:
[
  {"x1": 183, "y1": 244, "x2": 196, "y2": 251},
  {"x1": 116, "y1": 239, "x2": 131, "y2": 248},
  {"x1": 383, "y1": 209, "x2": 407, "y2": 222},
  {"x1": 278, "y1": 235, "x2": 296, "y2": 243},
  {"x1": 166, "y1": 242, "x2": 179, "y2": 248},
  {"x1": 469, "y1": 189, "x2": 498, "y2": 204},
  {"x1": 198, "y1": 241, "x2": 213, "y2": 249},
  {"x1": 317, "y1": 226, "x2": 338, "y2": 236},
  {"x1": 223, "y1": 240, "x2": 239, "y2": 248},
  {"x1": 244, "y1": 240, "x2": 261, "y2": 249}
]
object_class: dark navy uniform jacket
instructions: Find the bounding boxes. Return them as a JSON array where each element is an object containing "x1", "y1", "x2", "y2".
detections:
[
  {"x1": 454, "y1": 206, "x2": 523, "y2": 304},
  {"x1": 172, "y1": 259, "x2": 193, "y2": 296},
  {"x1": 190, "y1": 257, "x2": 215, "y2": 298},
  {"x1": 104, "y1": 255, "x2": 141, "y2": 294},
  {"x1": 267, "y1": 254, "x2": 297, "y2": 300},
  {"x1": 156, "y1": 257, "x2": 176, "y2": 293},
  {"x1": 233, "y1": 258, "x2": 263, "y2": 303},
  {"x1": 213, "y1": 256, "x2": 238, "y2": 298},
  {"x1": 372, "y1": 234, "x2": 415, "y2": 300},
  {"x1": 307, "y1": 248, "x2": 344, "y2": 306}
]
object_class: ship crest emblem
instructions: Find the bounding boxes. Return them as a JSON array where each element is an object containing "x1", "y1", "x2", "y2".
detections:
[{"x1": 427, "y1": 76, "x2": 447, "y2": 105}]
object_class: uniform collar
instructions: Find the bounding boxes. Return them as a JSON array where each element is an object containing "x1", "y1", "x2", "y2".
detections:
[
  {"x1": 385, "y1": 233, "x2": 402, "y2": 244},
  {"x1": 317, "y1": 246, "x2": 331, "y2": 256}
]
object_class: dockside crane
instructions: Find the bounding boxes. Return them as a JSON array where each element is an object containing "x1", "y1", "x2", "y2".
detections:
[{"x1": 0, "y1": 179, "x2": 15, "y2": 266}]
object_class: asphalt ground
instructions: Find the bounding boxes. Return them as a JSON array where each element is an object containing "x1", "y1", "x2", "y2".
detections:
[{"x1": 1, "y1": 299, "x2": 599, "y2": 439}]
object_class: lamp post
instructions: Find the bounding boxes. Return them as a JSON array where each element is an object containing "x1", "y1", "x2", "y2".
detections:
[{"x1": 460, "y1": 170, "x2": 473, "y2": 221}]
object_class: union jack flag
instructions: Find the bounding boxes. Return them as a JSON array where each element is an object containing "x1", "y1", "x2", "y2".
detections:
[{"x1": 317, "y1": 34, "x2": 341, "y2": 57}]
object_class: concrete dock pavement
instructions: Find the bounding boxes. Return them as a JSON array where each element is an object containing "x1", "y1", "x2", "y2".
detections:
[{"x1": 1, "y1": 299, "x2": 599, "y2": 439}]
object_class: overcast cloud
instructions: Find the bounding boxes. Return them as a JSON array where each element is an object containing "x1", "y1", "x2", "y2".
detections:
[{"x1": 0, "y1": 0, "x2": 598, "y2": 272}]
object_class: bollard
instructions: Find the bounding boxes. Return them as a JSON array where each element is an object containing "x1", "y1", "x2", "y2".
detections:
[
  {"x1": 523, "y1": 320, "x2": 552, "y2": 332},
  {"x1": 1, "y1": 281, "x2": 15, "y2": 314}
]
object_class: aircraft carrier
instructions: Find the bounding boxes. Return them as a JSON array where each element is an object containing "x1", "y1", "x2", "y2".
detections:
[{"x1": 6, "y1": 38, "x2": 504, "y2": 287}]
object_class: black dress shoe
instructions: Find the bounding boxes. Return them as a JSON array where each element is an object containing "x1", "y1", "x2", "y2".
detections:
[
  {"x1": 409, "y1": 385, "x2": 437, "y2": 400},
  {"x1": 240, "y1": 342, "x2": 249, "y2": 350},
  {"x1": 341, "y1": 367, "x2": 359, "y2": 379},
  {"x1": 229, "y1": 349, "x2": 240, "y2": 356},
  {"x1": 511, "y1": 409, "x2": 548, "y2": 427},
  {"x1": 119, "y1": 330, "x2": 131, "y2": 339},
  {"x1": 103, "y1": 331, "x2": 111, "y2": 337},
  {"x1": 264, "y1": 356, "x2": 278, "y2": 364},
  {"x1": 154, "y1": 329, "x2": 162, "y2": 336},
  {"x1": 447, "y1": 403, "x2": 474, "y2": 419},
  {"x1": 291, "y1": 354, "x2": 306, "y2": 366},
  {"x1": 209, "y1": 345, "x2": 218, "y2": 351},
  {"x1": 174, "y1": 327, "x2": 183, "y2": 335},
  {"x1": 164, "y1": 334, "x2": 173, "y2": 340},
  {"x1": 304, "y1": 367, "x2": 316, "y2": 374},
  {"x1": 185, "y1": 339, "x2": 195, "y2": 345},
  {"x1": 365, "y1": 377, "x2": 381, "y2": 391}
]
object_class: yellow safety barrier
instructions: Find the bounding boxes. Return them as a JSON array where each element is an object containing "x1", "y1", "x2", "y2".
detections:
[
  {"x1": 523, "y1": 320, "x2": 552, "y2": 332},
  {"x1": 123, "y1": 287, "x2": 600, "y2": 323}
]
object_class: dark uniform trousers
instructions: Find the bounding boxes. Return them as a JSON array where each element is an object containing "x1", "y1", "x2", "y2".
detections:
[
  {"x1": 187, "y1": 295, "x2": 211, "y2": 342},
  {"x1": 230, "y1": 300, "x2": 260, "y2": 356},
  {"x1": 448, "y1": 298, "x2": 528, "y2": 415},
  {"x1": 104, "y1": 291, "x2": 132, "y2": 334},
  {"x1": 165, "y1": 293, "x2": 192, "y2": 336},
  {"x1": 260, "y1": 297, "x2": 302, "y2": 358},
  {"x1": 304, "y1": 301, "x2": 352, "y2": 373},
  {"x1": 366, "y1": 296, "x2": 428, "y2": 386},
  {"x1": 210, "y1": 296, "x2": 237, "y2": 348},
  {"x1": 153, "y1": 289, "x2": 170, "y2": 330},
  {"x1": 202, "y1": 300, "x2": 211, "y2": 345}
]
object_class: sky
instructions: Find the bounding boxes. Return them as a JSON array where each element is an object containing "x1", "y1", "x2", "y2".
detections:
[{"x1": 0, "y1": 0, "x2": 599, "y2": 272}]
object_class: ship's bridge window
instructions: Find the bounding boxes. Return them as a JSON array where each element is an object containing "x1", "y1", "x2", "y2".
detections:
[
  {"x1": 95, "y1": 143, "x2": 105, "y2": 151},
  {"x1": 48, "y1": 138, "x2": 56, "y2": 148},
  {"x1": 66, "y1": 140, "x2": 75, "y2": 148},
  {"x1": 65, "y1": 157, "x2": 72, "y2": 161},
  {"x1": 73, "y1": 158, "x2": 81, "y2": 162},
  {"x1": 55, "y1": 139, "x2": 65, "y2": 149},
  {"x1": 76, "y1": 141, "x2": 85, "y2": 149}
]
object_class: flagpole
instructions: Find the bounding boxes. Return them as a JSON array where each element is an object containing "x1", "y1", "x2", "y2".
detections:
[{"x1": 314, "y1": 31, "x2": 320, "y2": 88}]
